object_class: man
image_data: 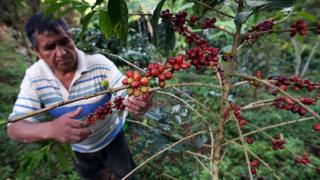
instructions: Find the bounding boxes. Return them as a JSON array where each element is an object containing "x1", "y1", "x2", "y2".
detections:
[{"x1": 7, "y1": 13, "x2": 152, "y2": 179}]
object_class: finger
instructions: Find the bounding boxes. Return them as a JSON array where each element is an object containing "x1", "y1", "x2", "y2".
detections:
[
  {"x1": 130, "y1": 98, "x2": 148, "y2": 108},
  {"x1": 125, "y1": 107, "x2": 140, "y2": 115},
  {"x1": 67, "y1": 120, "x2": 88, "y2": 128},
  {"x1": 67, "y1": 107, "x2": 83, "y2": 118},
  {"x1": 125, "y1": 102, "x2": 141, "y2": 112},
  {"x1": 68, "y1": 135, "x2": 84, "y2": 144},
  {"x1": 69, "y1": 128, "x2": 92, "y2": 137}
]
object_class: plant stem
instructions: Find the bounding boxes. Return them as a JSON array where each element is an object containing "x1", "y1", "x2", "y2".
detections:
[{"x1": 121, "y1": 130, "x2": 207, "y2": 180}]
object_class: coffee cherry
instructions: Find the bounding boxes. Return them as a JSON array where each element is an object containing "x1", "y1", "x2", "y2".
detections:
[
  {"x1": 181, "y1": 62, "x2": 191, "y2": 69},
  {"x1": 101, "y1": 80, "x2": 109, "y2": 89},
  {"x1": 158, "y1": 73, "x2": 166, "y2": 81},
  {"x1": 159, "y1": 81, "x2": 166, "y2": 88},
  {"x1": 140, "y1": 86, "x2": 149, "y2": 94},
  {"x1": 127, "y1": 77, "x2": 134, "y2": 84},
  {"x1": 140, "y1": 77, "x2": 149, "y2": 86},
  {"x1": 151, "y1": 68, "x2": 160, "y2": 77},
  {"x1": 165, "y1": 71, "x2": 172, "y2": 79},
  {"x1": 251, "y1": 159, "x2": 259, "y2": 167},
  {"x1": 312, "y1": 123, "x2": 320, "y2": 132},
  {"x1": 127, "y1": 70, "x2": 134, "y2": 78},
  {"x1": 222, "y1": 54, "x2": 229, "y2": 62},
  {"x1": 133, "y1": 71, "x2": 141, "y2": 81},
  {"x1": 256, "y1": 70, "x2": 263, "y2": 79},
  {"x1": 298, "y1": 107, "x2": 307, "y2": 116},
  {"x1": 133, "y1": 88, "x2": 141, "y2": 97},
  {"x1": 132, "y1": 81, "x2": 140, "y2": 88},
  {"x1": 122, "y1": 78, "x2": 128, "y2": 85},
  {"x1": 246, "y1": 137, "x2": 254, "y2": 144},
  {"x1": 127, "y1": 88, "x2": 133, "y2": 96},
  {"x1": 250, "y1": 168, "x2": 256, "y2": 174},
  {"x1": 279, "y1": 85, "x2": 287, "y2": 91}
]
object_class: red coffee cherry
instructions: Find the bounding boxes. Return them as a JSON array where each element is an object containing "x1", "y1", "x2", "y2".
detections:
[
  {"x1": 246, "y1": 137, "x2": 254, "y2": 144},
  {"x1": 140, "y1": 77, "x2": 149, "y2": 86},
  {"x1": 126, "y1": 70, "x2": 134, "y2": 78},
  {"x1": 312, "y1": 123, "x2": 320, "y2": 132}
]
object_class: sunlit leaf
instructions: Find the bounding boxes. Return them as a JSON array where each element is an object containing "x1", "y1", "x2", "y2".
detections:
[{"x1": 108, "y1": 0, "x2": 128, "y2": 44}]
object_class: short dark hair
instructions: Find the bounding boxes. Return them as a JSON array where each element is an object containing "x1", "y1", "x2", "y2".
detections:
[{"x1": 24, "y1": 12, "x2": 69, "y2": 48}]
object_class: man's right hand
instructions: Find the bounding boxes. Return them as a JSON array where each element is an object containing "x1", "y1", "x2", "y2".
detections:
[{"x1": 48, "y1": 107, "x2": 92, "y2": 144}]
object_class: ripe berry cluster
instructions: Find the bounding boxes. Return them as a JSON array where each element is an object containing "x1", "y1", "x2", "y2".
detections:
[
  {"x1": 85, "y1": 96, "x2": 125, "y2": 125},
  {"x1": 188, "y1": 15, "x2": 199, "y2": 27},
  {"x1": 202, "y1": 17, "x2": 216, "y2": 29},
  {"x1": 273, "y1": 96, "x2": 308, "y2": 116},
  {"x1": 121, "y1": 10, "x2": 224, "y2": 98},
  {"x1": 250, "y1": 159, "x2": 260, "y2": 174},
  {"x1": 290, "y1": 19, "x2": 308, "y2": 37},
  {"x1": 244, "y1": 19, "x2": 275, "y2": 43},
  {"x1": 270, "y1": 75, "x2": 319, "y2": 95},
  {"x1": 122, "y1": 70, "x2": 150, "y2": 97},
  {"x1": 226, "y1": 103, "x2": 248, "y2": 129},
  {"x1": 223, "y1": 103, "x2": 248, "y2": 129},
  {"x1": 271, "y1": 134, "x2": 286, "y2": 150},
  {"x1": 296, "y1": 152, "x2": 311, "y2": 165}
]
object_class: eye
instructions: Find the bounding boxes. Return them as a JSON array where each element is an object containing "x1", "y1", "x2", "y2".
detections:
[
  {"x1": 43, "y1": 43, "x2": 55, "y2": 51},
  {"x1": 60, "y1": 38, "x2": 70, "y2": 45}
]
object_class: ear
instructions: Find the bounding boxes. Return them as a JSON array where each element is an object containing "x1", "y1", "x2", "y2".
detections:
[
  {"x1": 31, "y1": 47, "x2": 41, "y2": 59},
  {"x1": 67, "y1": 31, "x2": 72, "y2": 38}
]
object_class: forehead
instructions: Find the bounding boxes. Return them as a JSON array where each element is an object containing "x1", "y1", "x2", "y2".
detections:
[{"x1": 35, "y1": 27, "x2": 69, "y2": 45}]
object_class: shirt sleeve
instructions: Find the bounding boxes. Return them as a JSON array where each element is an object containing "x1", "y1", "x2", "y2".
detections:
[{"x1": 8, "y1": 72, "x2": 43, "y2": 123}]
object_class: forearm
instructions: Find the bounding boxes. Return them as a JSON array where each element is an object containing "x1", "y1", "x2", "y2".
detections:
[{"x1": 7, "y1": 120, "x2": 53, "y2": 143}]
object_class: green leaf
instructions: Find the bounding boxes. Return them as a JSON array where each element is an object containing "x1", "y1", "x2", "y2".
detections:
[
  {"x1": 151, "y1": 0, "x2": 166, "y2": 44},
  {"x1": 297, "y1": 11, "x2": 317, "y2": 22},
  {"x1": 65, "y1": 144, "x2": 78, "y2": 163},
  {"x1": 155, "y1": 19, "x2": 175, "y2": 56},
  {"x1": 108, "y1": 0, "x2": 128, "y2": 44},
  {"x1": 56, "y1": 144, "x2": 71, "y2": 172},
  {"x1": 44, "y1": 2, "x2": 73, "y2": 16},
  {"x1": 73, "y1": 2, "x2": 90, "y2": 14},
  {"x1": 234, "y1": 11, "x2": 253, "y2": 26},
  {"x1": 80, "y1": 11, "x2": 95, "y2": 38},
  {"x1": 99, "y1": 9, "x2": 113, "y2": 38},
  {"x1": 176, "y1": 2, "x2": 195, "y2": 12}
]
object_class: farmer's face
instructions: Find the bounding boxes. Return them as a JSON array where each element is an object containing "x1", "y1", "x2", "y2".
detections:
[{"x1": 33, "y1": 26, "x2": 77, "y2": 73}]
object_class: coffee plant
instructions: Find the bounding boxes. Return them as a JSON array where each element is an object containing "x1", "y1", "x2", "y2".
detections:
[{"x1": 10, "y1": 0, "x2": 320, "y2": 179}]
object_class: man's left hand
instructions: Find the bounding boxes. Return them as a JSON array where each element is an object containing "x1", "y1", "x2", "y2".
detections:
[{"x1": 123, "y1": 92, "x2": 153, "y2": 115}]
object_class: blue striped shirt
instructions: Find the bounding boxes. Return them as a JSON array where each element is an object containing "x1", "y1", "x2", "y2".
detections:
[{"x1": 9, "y1": 49, "x2": 127, "y2": 153}]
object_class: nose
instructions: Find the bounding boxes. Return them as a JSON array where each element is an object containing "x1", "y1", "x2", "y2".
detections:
[{"x1": 55, "y1": 46, "x2": 66, "y2": 57}]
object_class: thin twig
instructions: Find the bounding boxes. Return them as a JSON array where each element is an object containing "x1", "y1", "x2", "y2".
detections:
[
  {"x1": 213, "y1": 25, "x2": 235, "y2": 36},
  {"x1": 241, "y1": 99, "x2": 274, "y2": 111},
  {"x1": 301, "y1": 38, "x2": 320, "y2": 78},
  {"x1": 229, "y1": 141, "x2": 281, "y2": 179},
  {"x1": 233, "y1": 72, "x2": 320, "y2": 121},
  {"x1": 186, "y1": 150, "x2": 211, "y2": 160},
  {"x1": 190, "y1": 153, "x2": 212, "y2": 176},
  {"x1": 121, "y1": 130, "x2": 207, "y2": 179},
  {"x1": 222, "y1": 116, "x2": 315, "y2": 147},
  {"x1": 98, "y1": 51, "x2": 145, "y2": 72},
  {"x1": 151, "y1": 82, "x2": 221, "y2": 92},
  {"x1": 10, "y1": 85, "x2": 128, "y2": 122},
  {"x1": 250, "y1": 124, "x2": 317, "y2": 169},
  {"x1": 156, "y1": 91, "x2": 216, "y2": 174},
  {"x1": 233, "y1": 115, "x2": 253, "y2": 180}
]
